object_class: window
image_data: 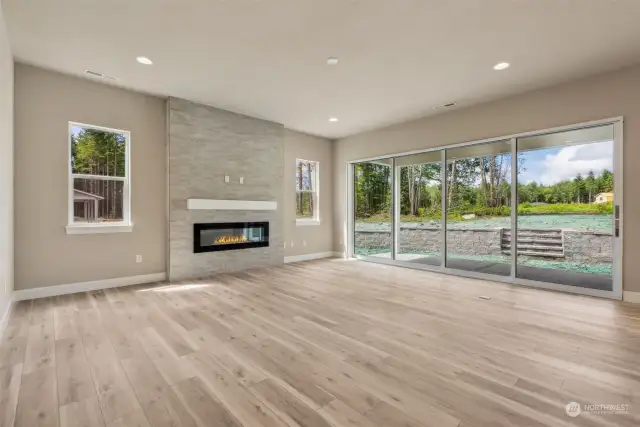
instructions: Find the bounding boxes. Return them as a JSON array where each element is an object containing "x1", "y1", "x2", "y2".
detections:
[
  {"x1": 295, "y1": 159, "x2": 319, "y2": 225},
  {"x1": 67, "y1": 122, "x2": 131, "y2": 234}
]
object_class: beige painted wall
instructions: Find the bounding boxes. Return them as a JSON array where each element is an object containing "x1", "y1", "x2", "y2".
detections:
[
  {"x1": 0, "y1": 4, "x2": 13, "y2": 316},
  {"x1": 334, "y1": 63, "x2": 640, "y2": 293},
  {"x1": 284, "y1": 129, "x2": 333, "y2": 257},
  {"x1": 14, "y1": 64, "x2": 166, "y2": 290}
]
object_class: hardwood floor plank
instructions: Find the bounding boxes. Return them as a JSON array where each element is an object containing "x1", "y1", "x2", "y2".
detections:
[
  {"x1": 59, "y1": 397, "x2": 105, "y2": 427},
  {"x1": 141, "y1": 386, "x2": 198, "y2": 427},
  {"x1": 186, "y1": 350, "x2": 289, "y2": 427},
  {"x1": 15, "y1": 366, "x2": 58, "y2": 427},
  {"x1": 365, "y1": 401, "x2": 432, "y2": 427},
  {"x1": 145, "y1": 309, "x2": 198, "y2": 357},
  {"x1": 172, "y1": 377, "x2": 243, "y2": 427},
  {"x1": 55, "y1": 338, "x2": 96, "y2": 406},
  {"x1": 252, "y1": 338, "x2": 378, "y2": 413},
  {"x1": 98, "y1": 386, "x2": 142, "y2": 424},
  {"x1": 2, "y1": 259, "x2": 640, "y2": 427},
  {"x1": 29, "y1": 298, "x2": 54, "y2": 327},
  {"x1": 83, "y1": 336, "x2": 132, "y2": 396},
  {"x1": 120, "y1": 355, "x2": 169, "y2": 406},
  {"x1": 83, "y1": 335, "x2": 143, "y2": 422},
  {"x1": 250, "y1": 378, "x2": 334, "y2": 427},
  {"x1": 23, "y1": 321, "x2": 55, "y2": 375},
  {"x1": 105, "y1": 410, "x2": 151, "y2": 427},
  {"x1": 54, "y1": 311, "x2": 79, "y2": 341},
  {"x1": 187, "y1": 329, "x2": 266, "y2": 386},
  {"x1": 0, "y1": 363, "x2": 22, "y2": 427},
  {"x1": 135, "y1": 327, "x2": 196, "y2": 385},
  {"x1": 228, "y1": 338, "x2": 336, "y2": 409},
  {"x1": 9, "y1": 300, "x2": 32, "y2": 320},
  {"x1": 0, "y1": 334, "x2": 27, "y2": 370},
  {"x1": 318, "y1": 399, "x2": 378, "y2": 427}
]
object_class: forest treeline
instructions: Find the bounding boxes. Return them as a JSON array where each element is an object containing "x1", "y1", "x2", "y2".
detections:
[
  {"x1": 295, "y1": 159, "x2": 316, "y2": 218},
  {"x1": 355, "y1": 156, "x2": 614, "y2": 220},
  {"x1": 71, "y1": 127, "x2": 126, "y2": 220}
]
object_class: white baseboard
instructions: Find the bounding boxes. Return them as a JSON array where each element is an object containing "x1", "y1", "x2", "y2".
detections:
[
  {"x1": 623, "y1": 291, "x2": 640, "y2": 304},
  {"x1": 13, "y1": 272, "x2": 166, "y2": 301},
  {"x1": 284, "y1": 251, "x2": 338, "y2": 264}
]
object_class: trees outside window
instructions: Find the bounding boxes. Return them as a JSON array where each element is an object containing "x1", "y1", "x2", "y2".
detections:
[
  {"x1": 69, "y1": 123, "x2": 130, "y2": 228},
  {"x1": 295, "y1": 159, "x2": 319, "y2": 223}
]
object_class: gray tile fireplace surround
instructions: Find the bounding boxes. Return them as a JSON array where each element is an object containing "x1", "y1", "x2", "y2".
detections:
[{"x1": 167, "y1": 98, "x2": 284, "y2": 281}]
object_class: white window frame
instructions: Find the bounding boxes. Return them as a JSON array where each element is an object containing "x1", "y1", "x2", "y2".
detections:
[
  {"x1": 295, "y1": 159, "x2": 320, "y2": 226},
  {"x1": 66, "y1": 122, "x2": 132, "y2": 235}
]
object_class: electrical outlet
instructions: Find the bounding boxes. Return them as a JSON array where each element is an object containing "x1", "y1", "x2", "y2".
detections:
[
  {"x1": 239, "y1": 176, "x2": 244, "y2": 184},
  {"x1": 303, "y1": 240, "x2": 307, "y2": 247},
  {"x1": 136, "y1": 255, "x2": 143, "y2": 263},
  {"x1": 291, "y1": 241, "x2": 295, "y2": 248},
  {"x1": 225, "y1": 175, "x2": 230, "y2": 183}
]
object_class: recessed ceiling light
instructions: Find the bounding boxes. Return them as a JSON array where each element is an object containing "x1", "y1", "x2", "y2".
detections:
[
  {"x1": 136, "y1": 56, "x2": 153, "y2": 65},
  {"x1": 327, "y1": 57, "x2": 339, "y2": 65},
  {"x1": 493, "y1": 62, "x2": 510, "y2": 70},
  {"x1": 329, "y1": 117, "x2": 339, "y2": 122}
]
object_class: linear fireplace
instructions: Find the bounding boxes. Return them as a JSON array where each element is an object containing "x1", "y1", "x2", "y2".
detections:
[{"x1": 194, "y1": 222, "x2": 269, "y2": 253}]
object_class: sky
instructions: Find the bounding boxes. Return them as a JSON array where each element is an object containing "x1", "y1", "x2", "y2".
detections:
[{"x1": 518, "y1": 140, "x2": 613, "y2": 185}]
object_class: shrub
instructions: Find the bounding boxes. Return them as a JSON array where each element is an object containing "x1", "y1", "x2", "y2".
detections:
[{"x1": 518, "y1": 202, "x2": 613, "y2": 215}]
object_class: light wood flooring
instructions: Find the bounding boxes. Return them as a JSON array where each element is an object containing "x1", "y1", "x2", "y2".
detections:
[{"x1": 1, "y1": 259, "x2": 640, "y2": 427}]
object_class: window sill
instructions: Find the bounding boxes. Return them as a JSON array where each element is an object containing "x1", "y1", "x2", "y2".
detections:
[
  {"x1": 66, "y1": 224, "x2": 134, "y2": 235},
  {"x1": 296, "y1": 219, "x2": 321, "y2": 227}
]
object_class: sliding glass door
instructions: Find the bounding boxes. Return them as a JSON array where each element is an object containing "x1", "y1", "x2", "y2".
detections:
[
  {"x1": 515, "y1": 125, "x2": 616, "y2": 291},
  {"x1": 350, "y1": 119, "x2": 621, "y2": 298},
  {"x1": 444, "y1": 140, "x2": 512, "y2": 277},
  {"x1": 394, "y1": 152, "x2": 442, "y2": 266},
  {"x1": 353, "y1": 159, "x2": 393, "y2": 259}
]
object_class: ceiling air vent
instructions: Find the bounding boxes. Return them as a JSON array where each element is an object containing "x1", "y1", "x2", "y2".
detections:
[
  {"x1": 84, "y1": 70, "x2": 119, "y2": 81},
  {"x1": 433, "y1": 102, "x2": 457, "y2": 110}
]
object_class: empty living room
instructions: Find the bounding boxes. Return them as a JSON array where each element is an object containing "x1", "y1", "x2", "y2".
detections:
[{"x1": 2, "y1": 1, "x2": 640, "y2": 426}]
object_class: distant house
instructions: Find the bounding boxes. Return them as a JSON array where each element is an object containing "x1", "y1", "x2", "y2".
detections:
[
  {"x1": 73, "y1": 189, "x2": 104, "y2": 222},
  {"x1": 594, "y1": 192, "x2": 614, "y2": 204}
]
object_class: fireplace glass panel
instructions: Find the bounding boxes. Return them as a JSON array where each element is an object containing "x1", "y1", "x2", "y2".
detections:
[{"x1": 194, "y1": 222, "x2": 269, "y2": 253}]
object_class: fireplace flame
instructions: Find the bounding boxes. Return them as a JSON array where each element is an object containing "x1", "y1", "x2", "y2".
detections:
[{"x1": 215, "y1": 235, "x2": 248, "y2": 244}]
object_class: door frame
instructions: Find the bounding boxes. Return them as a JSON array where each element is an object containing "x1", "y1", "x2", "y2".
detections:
[{"x1": 348, "y1": 117, "x2": 623, "y2": 300}]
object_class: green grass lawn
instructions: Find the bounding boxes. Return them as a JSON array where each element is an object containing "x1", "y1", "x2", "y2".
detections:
[
  {"x1": 356, "y1": 214, "x2": 612, "y2": 232},
  {"x1": 358, "y1": 202, "x2": 613, "y2": 224}
]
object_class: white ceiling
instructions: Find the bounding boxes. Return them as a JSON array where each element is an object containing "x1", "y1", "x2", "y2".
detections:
[{"x1": 5, "y1": 0, "x2": 640, "y2": 139}]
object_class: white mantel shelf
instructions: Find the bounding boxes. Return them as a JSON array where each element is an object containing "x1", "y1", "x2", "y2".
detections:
[{"x1": 187, "y1": 199, "x2": 278, "y2": 211}]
